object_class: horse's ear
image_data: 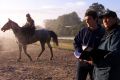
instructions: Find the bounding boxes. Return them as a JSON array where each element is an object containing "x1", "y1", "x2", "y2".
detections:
[{"x1": 8, "y1": 18, "x2": 11, "y2": 21}]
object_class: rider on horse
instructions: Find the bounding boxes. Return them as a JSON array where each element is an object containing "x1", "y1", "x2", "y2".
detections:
[
  {"x1": 25, "y1": 13, "x2": 35, "y2": 29},
  {"x1": 22, "y1": 13, "x2": 35, "y2": 36}
]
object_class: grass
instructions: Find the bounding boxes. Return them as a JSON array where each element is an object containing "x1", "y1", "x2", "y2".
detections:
[
  {"x1": 33, "y1": 39, "x2": 74, "y2": 51},
  {"x1": 52, "y1": 39, "x2": 74, "y2": 51}
]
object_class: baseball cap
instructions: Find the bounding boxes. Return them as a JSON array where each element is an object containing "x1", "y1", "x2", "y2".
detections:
[{"x1": 100, "y1": 10, "x2": 117, "y2": 18}]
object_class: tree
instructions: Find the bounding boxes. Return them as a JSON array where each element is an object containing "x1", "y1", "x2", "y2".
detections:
[
  {"x1": 88, "y1": 2, "x2": 105, "y2": 16},
  {"x1": 45, "y1": 12, "x2": 82, "y2": 36}
]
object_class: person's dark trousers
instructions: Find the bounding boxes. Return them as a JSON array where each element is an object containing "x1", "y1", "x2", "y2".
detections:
[
  {"x1": 93, "y1": 66, "x2": 111, "y2": 80},
  {"x1": 76, "y1": 60, "x2": 94, "y2": 80},
  {"x1": 109, "y1": 65, "x2": 120, "y2": 80}
]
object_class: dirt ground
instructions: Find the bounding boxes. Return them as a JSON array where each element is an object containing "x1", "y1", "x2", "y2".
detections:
[{"x1": 0, "y1": 39, "x2": 77, "y2": 80}]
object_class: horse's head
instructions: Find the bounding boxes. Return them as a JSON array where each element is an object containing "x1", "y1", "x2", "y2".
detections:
[{"x1": 1, "y1": 19, "x2": 18, "y2": 32}]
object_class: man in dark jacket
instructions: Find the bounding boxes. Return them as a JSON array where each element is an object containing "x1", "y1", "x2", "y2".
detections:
[
  {"x1": 94, "y1": 10, "x2": 120, "y2": 80},
  {"x1": 74, "y1": 10, "x2": 105, "y2": 80}
]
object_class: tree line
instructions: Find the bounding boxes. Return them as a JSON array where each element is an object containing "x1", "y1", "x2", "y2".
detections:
[{"x1": 44, "y1": 3, "x2": 120, "y2": 37}]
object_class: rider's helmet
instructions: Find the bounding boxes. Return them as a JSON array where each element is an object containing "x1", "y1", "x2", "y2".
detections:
[{"x1": 26, "y1": 13, "x2": 30, "y2": 17}]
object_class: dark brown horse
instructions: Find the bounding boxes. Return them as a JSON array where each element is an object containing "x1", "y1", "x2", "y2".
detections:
[{"x1": 1, "y1": 19, "x2": 58, "y2": 61}]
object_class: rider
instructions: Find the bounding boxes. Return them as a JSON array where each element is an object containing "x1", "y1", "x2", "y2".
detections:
[
  {"x1": 25, "y1": 13, "x2": 35, "y2": 29},
  {"x1": 22, "y1": 13, "x2": 35, "y2": 36}
]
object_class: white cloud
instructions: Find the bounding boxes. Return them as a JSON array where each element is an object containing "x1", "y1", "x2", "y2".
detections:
[
  {"x1": 40, "y1": 1, "x2": 86, "y2": 9},
  {"x1": 41, "y1": 5, "x2": 56, "y2": 9},
  {"x1": 65, "y1": 1, "x2": 86, "y2": 7},
  {"x1": 76, "y1": 1, "x2": 86, "y2": 6}
]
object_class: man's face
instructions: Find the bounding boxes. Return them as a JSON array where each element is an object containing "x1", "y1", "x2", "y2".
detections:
[
  {"x1": 27, "y1": 17, "x2": 31, "y2": 22},
  {"x1": 103, "y1": 16, "x2": 117, "y2": 29},
  {"x1": 84, "y1": 16, "x2": 97, "y2": 28}
]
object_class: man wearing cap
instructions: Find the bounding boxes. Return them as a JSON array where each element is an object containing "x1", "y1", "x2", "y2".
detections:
[
  {"x1": 73, "y1": 10, "x2": 104, "y2": 80},
  {"x1": 93, "y1": 10, "x2": 120, "y2": 80}
]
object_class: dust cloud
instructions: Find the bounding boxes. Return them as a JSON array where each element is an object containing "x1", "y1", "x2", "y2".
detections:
[{"x1": 0, "y1": 30, "x2": 17, "y2": 52}]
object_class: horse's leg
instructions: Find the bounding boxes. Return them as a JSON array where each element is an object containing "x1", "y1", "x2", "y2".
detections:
[
  {"x1": 37, "y1": 42, "x2": 45, "y2": 60},
  {"x1": 47, "y1": 42, "x2": 53, "y2": 60},
  {"x1": 17, "y1": 44, "x2": 22, "y2": 62},
  {"x1": 23, "y1": 45, "x2": 32, "y2": 61}
]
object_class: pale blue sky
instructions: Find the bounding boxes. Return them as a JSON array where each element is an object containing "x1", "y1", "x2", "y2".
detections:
[{"x1": 0, "y1": 0, "x2": 120, "y2": 27}]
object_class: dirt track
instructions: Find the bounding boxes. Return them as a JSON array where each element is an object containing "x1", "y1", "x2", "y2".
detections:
[{"x1": 0, "y1": 40, "x2": 77, "y2": 80}]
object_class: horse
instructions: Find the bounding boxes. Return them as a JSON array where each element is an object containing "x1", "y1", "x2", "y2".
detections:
[{"x1": 1, "y1": 19, "x2": 58, "y2": 61}]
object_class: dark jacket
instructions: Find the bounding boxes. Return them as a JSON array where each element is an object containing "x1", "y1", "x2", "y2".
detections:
[
  {"x1": 25, "y1": 18, "x2": 35, "y2": 29},
  {"x1": 98, "y1": 25, "x2": 120, "y2": 66},
  {"x1": 94, "y1": 24, "x2": 120, "y2": 80},
  {"x1": 74, "y1": 25, "x2": 105, "y2": 60}
]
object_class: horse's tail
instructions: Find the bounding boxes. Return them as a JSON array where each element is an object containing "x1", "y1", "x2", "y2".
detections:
[{"x1": 48, "y1": 30, "x2": 59, "y2": 46}]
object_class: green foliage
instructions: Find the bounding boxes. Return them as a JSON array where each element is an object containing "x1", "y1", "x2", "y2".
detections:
[
  {"x1": 55, "y1": 39, "x2": 74, "y2": 50},
  {"x1": 88, "y1": 2, "x2": 105, "y2": 16},
  {"x1": 57, "y1": 12, "x2": 81, "y2": 26},
  {"x1": 45, "y1": 12, "x2": 83, "y2": 37}
]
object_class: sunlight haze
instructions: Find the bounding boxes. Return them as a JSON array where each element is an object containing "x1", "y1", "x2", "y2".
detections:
[
  {"x1": 0, "y1": 0, "x2": 120, "y2": 38},
  {"x1": 0, "y1": 0, "x2": 120, "y2": 26}
]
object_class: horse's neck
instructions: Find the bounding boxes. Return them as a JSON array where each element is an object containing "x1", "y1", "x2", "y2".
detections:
[{"x1": 12, "y1": 25, "x2": 22, "y2": 38}]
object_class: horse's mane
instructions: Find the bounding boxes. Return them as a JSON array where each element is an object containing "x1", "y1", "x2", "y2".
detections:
[
  {"x1": 22, "y1": 25, "x2": 28, "y2": 27},
  {"x1": 11, "y1": 20, "x2": 21, "y2": 28},
  {"x1": 9, "y1": 19, "x2": 20, "y2": 28}
]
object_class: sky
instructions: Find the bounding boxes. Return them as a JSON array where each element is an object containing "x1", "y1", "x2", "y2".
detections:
[{"x1": 0, "y1": 0, "x2": 120, "y2": 28}]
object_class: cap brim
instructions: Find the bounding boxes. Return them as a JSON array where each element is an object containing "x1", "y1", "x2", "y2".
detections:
[
  {"x1": 99, "y1": 13, "x2": 110, "y2": 19},
  {"x1": 99, "y1": 15, "x2": 104, "y2": 19}
]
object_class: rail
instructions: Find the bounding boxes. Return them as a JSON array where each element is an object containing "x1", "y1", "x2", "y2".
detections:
[{"x1": 58, "y1": 37, "x2": 74, "y2": 40}]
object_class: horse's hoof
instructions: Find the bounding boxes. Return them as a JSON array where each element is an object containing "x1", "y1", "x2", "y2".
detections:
[
  {"x1": 50, "y1": 58, "x2": 53, "y2": 60},
  {"x1": 30, "y1": 59, "x2": 33, "y2": 62},
  {"x1": 17, "y1": 59, "x2": 21, "y2": 62},
  {"x1": 36, "y1": 57, "x2": 39, "y2": 61}
]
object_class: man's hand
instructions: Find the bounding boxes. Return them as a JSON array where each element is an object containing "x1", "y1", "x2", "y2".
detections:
[
  {"x1": 74, "y1": 50, "x2": 81, "y2": 58},
  {"x1": 79, "y1": 59, "x2": 93, "y2": 65},
  {"x1": 87, "y1": 60, "x2": 93, "y2": 64}
]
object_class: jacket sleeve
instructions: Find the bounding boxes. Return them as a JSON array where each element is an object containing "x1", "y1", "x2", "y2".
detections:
[
  {"x1": 73, "y1": 31, "x2": 83, "y2": 53},
  {"x1": 30, "y1": 19, "x2": 35, "y2": 27},
  {"x1": 105, "y1": 33, "x2": 120, "y2": 65},
  {"x1": 110, "y1": 33, "x2": 120, "y2": 52}
]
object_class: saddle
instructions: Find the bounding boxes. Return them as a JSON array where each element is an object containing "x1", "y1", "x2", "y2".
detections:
[
  {"x1": 21, "y1": 26, "x2": 35, "y2": 44},
  {"x1": 21, "y1": 25, "x2": 35, "y2": 37}
]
